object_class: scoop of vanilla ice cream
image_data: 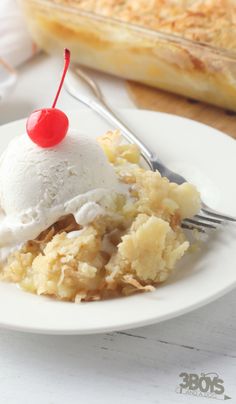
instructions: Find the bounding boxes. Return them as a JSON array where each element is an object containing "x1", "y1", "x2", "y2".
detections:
[
  {"x1": 0, "y1": 131, "x2": 125, "y2": 254},
  {"x1": 0, "y1": 131, "x2": 122, "y2": 214}
]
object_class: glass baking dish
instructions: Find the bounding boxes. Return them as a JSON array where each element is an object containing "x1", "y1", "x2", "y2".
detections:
[{"x1": 19, "y1": 0, "x2": 236, "y2": 111}]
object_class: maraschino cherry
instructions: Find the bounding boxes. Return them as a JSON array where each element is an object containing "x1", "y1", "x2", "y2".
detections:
[{"x1": 26, "y1": 48, "x2": 71, "y2": 148}]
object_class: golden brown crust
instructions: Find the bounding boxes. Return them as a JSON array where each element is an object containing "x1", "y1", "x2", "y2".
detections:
[{"x1": 53, "y1": 0, "x2": 236, "y2": 50}]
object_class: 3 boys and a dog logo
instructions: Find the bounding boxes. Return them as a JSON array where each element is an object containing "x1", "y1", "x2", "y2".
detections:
[{"x1": 175, "y1": 372, "x2": 231, "y2": 400}]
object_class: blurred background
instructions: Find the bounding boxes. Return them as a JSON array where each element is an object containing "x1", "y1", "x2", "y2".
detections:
[{"x1": 1, "y1": 0, "x2": 236, "y2": 137}]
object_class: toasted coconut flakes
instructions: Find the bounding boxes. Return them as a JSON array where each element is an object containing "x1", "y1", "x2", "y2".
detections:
[
  {"x1": 71, "y1": 0, "x2": 236, "y2": 50},
  {"x1": 122, "y1": 274, "x2": 155, "y2": 292}
]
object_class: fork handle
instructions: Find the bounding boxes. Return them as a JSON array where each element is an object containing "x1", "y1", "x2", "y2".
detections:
[
  {"x1": 93, "y1": 100, "x2": 157, "y2": 162},
  {"x1": 65, "y1": 82, "x2": 157, "y2": 167}
]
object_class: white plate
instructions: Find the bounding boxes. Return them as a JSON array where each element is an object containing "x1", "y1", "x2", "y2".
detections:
[{"x1": 0, "y1": 109, "x2": 235, "y2": 335}]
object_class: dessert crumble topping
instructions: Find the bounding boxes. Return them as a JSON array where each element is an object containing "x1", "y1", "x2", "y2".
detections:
[{"x1": 0, "y1": 131, "x2": 200, "y2": 302}]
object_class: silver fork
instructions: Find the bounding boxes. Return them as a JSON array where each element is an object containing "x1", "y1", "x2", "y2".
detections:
[{"x1": 65, "y1": 65, "x2": 236, "y2": 232}]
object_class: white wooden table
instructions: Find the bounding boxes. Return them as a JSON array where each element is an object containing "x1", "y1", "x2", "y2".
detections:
[{"x1": 0, "y1": 54, "x2": 235, "y2": 404}]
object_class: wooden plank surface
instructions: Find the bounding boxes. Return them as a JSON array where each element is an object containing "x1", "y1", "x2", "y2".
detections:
[
  {"x1": 0, "y1": 289, "x2": 235, "y2": 404},
  {"x1": 126, "y1": 81, "x2": 236, "y2": 139}
]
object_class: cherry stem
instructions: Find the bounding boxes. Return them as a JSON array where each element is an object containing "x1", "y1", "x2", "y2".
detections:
[{"x1": 52, "y1": 48, "x2": 71, "y2": 108}]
